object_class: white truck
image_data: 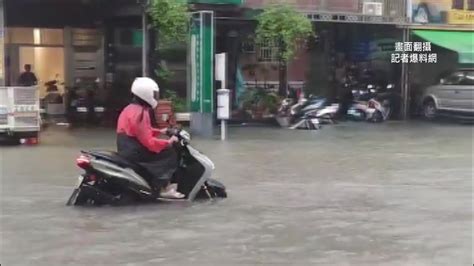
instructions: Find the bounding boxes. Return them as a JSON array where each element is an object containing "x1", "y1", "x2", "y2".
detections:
[{"x1": 0, "y1": 86, "x2": 40, "y2": 143}]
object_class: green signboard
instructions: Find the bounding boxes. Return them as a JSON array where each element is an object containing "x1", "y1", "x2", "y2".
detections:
[{"x1": 190, "y1": 11, "x2": 214, "y2": 113}]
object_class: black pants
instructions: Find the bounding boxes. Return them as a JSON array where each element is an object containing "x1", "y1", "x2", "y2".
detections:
[
  {"x1": 139, "y1": 148, "x2": 178, "y2": 190},
  {"x1": 117, "y1": 134, "x2": 178, "y2": 190}
]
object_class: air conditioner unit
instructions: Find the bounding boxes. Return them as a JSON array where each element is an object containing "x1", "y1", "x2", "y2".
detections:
[{"x1": 363, "y1": 2, "x2": 383, "y2": 16}]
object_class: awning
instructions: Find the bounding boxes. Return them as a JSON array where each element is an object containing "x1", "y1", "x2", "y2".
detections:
[{"x1": 413, "y1": 30, "x2": 474, "y2": 64}]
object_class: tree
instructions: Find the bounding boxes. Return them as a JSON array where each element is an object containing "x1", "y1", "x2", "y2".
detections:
[
  {"x1": 148, "y1": 0, "x2": 188, "y2": 82},
  {"x1": 148, "y1": 0, "x2": 189, "y2": 45},
  {"x1": 148, "y1": 0, "x2": 189, "y2": 107},
  {"x1": 255, "y1": 5, "x2": 313, "y2": 96}
]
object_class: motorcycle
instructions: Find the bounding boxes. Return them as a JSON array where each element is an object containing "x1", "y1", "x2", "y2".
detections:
[
  {"x1": 365, "y1": 84, "x2": 396, "y2": 123},
  {"x1": 66, "y1": 129, "x2": 227, "y2": 206},
  {"x1": 346, "y1": 84, "x2": 378, "y2": 121},
  {"x1": 68, "y1": 88, "x2": 106, "y2": 126},
  {"x1": 275, "y1": 96, "x2": 322, "y2": 127},
  {"x1": 346, "y1": 83, "x2": 396, "y2": 122},
  {"x1": 288, "y1": 98, "x2": 339, "y2": 130}
]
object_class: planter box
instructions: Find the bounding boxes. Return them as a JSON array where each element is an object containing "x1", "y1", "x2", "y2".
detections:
[
  {"x1": 276, "y1": 116, "x2": 291, "y2": 127},
  {"x1": 155, "y1": 100, "x2": 176, "y2": 128}
]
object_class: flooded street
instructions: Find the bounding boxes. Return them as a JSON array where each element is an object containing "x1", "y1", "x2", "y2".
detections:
[{"x1": 1, "y1": 122, "x2": 472, "y2": 265}]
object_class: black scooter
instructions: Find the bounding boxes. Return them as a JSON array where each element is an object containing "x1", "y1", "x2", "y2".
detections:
[
  {"x1": 66, "y1": 129, "x2": 227, "y2": 206},
  {"x1": 67, "y1": 88, "x2": 105, "y2": 126}
]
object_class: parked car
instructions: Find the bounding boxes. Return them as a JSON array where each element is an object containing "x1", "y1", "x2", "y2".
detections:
[{"x1": 421, "y1": 69, "x2": 474, "y2": 120}]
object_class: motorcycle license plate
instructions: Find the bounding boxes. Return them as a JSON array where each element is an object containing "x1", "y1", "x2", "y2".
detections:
[
  {"x1": 75, "y1": 175, "x2": 84, "y2": 188},
  {"x1": 77, "y1": 107, "x2": 88, "y2": 113}
]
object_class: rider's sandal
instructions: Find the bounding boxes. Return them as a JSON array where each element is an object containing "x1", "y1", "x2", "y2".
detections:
[{"x1": 159, "y1": 188, "x2": 185, "y2": 199}]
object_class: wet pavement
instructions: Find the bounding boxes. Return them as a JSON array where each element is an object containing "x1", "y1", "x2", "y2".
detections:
[{"x1": 1, "y1": 121, "x2": 472, "y2": 265}]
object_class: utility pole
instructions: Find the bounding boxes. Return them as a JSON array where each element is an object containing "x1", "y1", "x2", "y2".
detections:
[
  {"x1": 137, "y1": 0, "x2": 150, "y2": 77},
  {"x1": 0, "y1": 0, "x2": 5, "y2": 86},
  {"x1": 401, "y1": 27, "x2": 410, "y2": 120}
]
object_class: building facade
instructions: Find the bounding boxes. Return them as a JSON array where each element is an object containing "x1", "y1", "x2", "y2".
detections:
[
  {"x1": 407, "y1": 0, "x2": 474, "y2": 116},
  {"x1": 2, "y1": 0, "x2": 470, "y2": 121},
  {"x1": 213, "y1": 0, "x2": 408, "y2": 119}
]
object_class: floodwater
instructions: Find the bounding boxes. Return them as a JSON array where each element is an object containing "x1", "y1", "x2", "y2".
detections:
[{"x1": 1, "y1": 121, "x2": 472, "y2": 265}]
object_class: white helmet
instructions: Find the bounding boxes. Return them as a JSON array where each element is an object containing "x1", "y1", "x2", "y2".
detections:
[{"x1": 131, "y1": 77, "x2": 160, "y2": 108}]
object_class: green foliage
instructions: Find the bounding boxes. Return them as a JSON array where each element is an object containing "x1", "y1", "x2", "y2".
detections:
[
  {"x1": 240, "y1": 88, "x2": 280, "y2": 114},
  {"x1": 159, "y1": 46, "x2": 187, "y2": 62},
  {"x1": 163, "y1": 90, "x2": 187, "y2": 112},
  {"x1": 255, "y1": 5, "x2": 313, "y2": 62},
  {"x1": 155, "y1": 64, "x2": 174, "y2": 82},
  {"x1": 259, "y1": 92, "x2": 279, "y2": 113},
  {"x1": 148, "y1": 0, "x2": 189, "y2": 45},
  {"x1": 149, "y1": 0, "x2": 188, "y2": 102}
]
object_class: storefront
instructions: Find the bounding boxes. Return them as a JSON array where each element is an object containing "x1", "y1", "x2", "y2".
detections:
[
  {"x1": 4, "y1": 27, "x2": 103, "y2": 97},
  {"x1": 219, "y1": 0, "x2": 407, "y2": 121},
  {"x1": 3, "y1": 0, "x2": 147, "y2": 111},
  {"x1": 3, "y1": 0, "x2": 106, "y2": 102},
  {"x1": 406, "y1": 0, "x2": 474, "y2": 116}
]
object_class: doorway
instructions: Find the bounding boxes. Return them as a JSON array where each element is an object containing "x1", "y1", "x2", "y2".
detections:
[{"x1": 19, "y1": 46, "x2": 65, "y2": 98}]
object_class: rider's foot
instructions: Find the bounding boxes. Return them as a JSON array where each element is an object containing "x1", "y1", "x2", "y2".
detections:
[{"x1": 160, "y1": 185, "x2": 185, "y2": 199}]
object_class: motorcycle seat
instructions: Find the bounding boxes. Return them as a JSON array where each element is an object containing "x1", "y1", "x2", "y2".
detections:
[{"x1": 84, "y1": 150, "x2": 149, "y2": 174}]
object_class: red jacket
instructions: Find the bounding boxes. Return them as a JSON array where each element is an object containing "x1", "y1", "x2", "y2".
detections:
[{"x1": 117, "y1": 104, "x2": 169, "y2": 153}]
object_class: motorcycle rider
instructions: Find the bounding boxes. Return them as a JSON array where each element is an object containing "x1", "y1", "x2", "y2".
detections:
[{"x1": 116, "y1": 77, "x2": 184, "y2": 199}]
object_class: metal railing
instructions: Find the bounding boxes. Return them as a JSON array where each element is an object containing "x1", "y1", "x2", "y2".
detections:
[{"x1": 244, "y1": 0, "x2": 408, "y2": 24}]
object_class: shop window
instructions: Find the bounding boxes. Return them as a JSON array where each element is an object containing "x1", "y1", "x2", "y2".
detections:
[
  {"x1": 6, "y1": 28, "x2": 63, "y2": 45},
  {"x1": 115, "y1": 29, "x2": 142, "y2": 47},
  {"x1": 257, "y1": 39, "x2": 279, "y2": 62},
  {"x1": 6, "y1": 27, "x2": 34, "y2": 44},
  {"x1": 468, "y1": 0, "x2": 474, "y2": 10},
  {"x1": 452, "y1": 0, "x2": 464, "y2": 10},
  {"x1": 39, "y1": 29, "x2": 63, "y2": 45},
  {"x1": 241, "y1": 36, "x2": 255, "y2": 53},
  {"x1": 19, "y1": 47, "x2": 65, "y2": 97}
]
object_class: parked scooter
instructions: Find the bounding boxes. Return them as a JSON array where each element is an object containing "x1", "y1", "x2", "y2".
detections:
[
  {"x1": 365, "y1": 84, "x2": 396, "y2": 122},
  {"x1": 276, "y1": 96, "x2": 322, "y2": 127},
  {"x1": 67, "y1": 86, "x2": 105, "y2": 126},
  {"x1": 346, "y1": 84, "x2": 375, "y2": 121},
  {"x1": 66, "y1": 128, "x2": 227, "y2": 206},
  {"x1": 346, "y1": 83, "x2": 395, "y2": 122},
  {"x1": 288, "y1": 98, "x2": 339, "y2": 129},
  {"x1": 366, "y1": 97, "x2": 392, "y2": 122}
]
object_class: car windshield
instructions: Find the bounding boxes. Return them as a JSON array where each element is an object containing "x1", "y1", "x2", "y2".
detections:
[
  {"x1": 461, "y1": 71, "x2": 474, "y2": 86},
  {"x1": 442, "y1": 71, "x2": 465, "y2": 85}
]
